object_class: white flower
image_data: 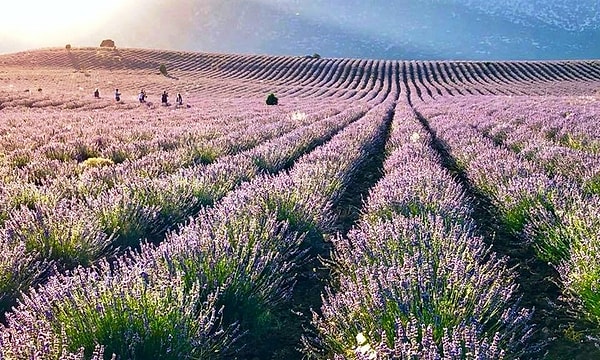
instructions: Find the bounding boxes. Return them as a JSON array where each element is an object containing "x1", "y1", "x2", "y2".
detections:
[
  {"x1": 410, "y1": 132, "x2": 421, "y2": 142},
  {"x1": 291, "y1": 111, "x2": 307, "y2": 121},
  {"x1": 355, "y1": 332, "x2": 377, "y2": 359},
  {"x1": 356, "y1": 332, "x2": 368, "y2": 345}
]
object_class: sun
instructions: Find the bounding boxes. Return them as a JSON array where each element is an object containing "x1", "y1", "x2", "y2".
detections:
[{"x1": 0, "y1": 0, "x2": 123, "y2": 47}]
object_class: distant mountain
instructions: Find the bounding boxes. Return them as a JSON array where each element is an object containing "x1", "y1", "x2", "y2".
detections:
[
  {"x1": 2, "y1": 0, "x2": 598, "y2": 60},
  {"x1": 439, "y1": 0, "x2": 600, "y2": 32},
  {"x1": 117, "y1": 0, "x2": 597, "y2": 60}
]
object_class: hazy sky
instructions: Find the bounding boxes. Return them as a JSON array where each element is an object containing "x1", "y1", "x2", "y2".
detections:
[
  {"x1": 0, "y1": 1, "x2": 123, "y2": 49},
  {"x1": 0, "y1": 0, "x2": 597, "y2": 60}
]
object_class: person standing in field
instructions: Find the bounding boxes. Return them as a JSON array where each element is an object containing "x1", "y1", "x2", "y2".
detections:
[
  {"x1": 138, "y1": 89, "x2": 146, "y2": 103},
  {"x1": 115, "y1": 89, "x2": 121, "y2": 102},
  {"x1": 161, "y1": 91, "x2": 168, "y2": 106},
  {"x1": 93, "y1": 88, "x2": 100, "y2": 98},
  {"x1": 176, "y1": 93, "x2": 183, "y2": 106}
]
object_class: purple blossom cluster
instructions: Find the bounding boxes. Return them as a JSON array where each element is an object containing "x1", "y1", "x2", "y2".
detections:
[
  {"x1": 307, "y1": 101, "x2": 531, "y2": 359},
  {"x1": 416, "y1": 98, "x2": 556, "y2": 235},
  {"x1": 446, "y1": 96, "x2": 600, "y2": 189}
]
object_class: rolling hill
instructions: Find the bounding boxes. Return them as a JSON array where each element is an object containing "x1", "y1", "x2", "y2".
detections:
[{"x1": 1, "y1": 46, "x2": 599, "y2": 109}]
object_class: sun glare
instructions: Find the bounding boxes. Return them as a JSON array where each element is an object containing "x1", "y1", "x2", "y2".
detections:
[{"x1": 0, "y1": 0, "x2": 123, "y2": 47}]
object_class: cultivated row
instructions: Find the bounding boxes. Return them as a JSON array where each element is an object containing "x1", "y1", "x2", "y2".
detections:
[
  {"x1": 307, "y1": 100, "x2": 531, "y2": 359},
  {"x1": 0, "y1": 102, "x2": 368, "y2": 317},
  {"x1": 0, "y1": 89, "x2": 397, "y2": 358},
  {"x1": 415, "y1": 98, "x2": 600, "y2": 355}
]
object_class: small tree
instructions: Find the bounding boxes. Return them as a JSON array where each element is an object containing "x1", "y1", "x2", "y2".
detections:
[
  {"x1": 65, "y1": 44, "x2": 71, "y2": 51},
  {"x1": 159, "y1": 64, "x2": 168, "y2": 77},
  {"x1": 100, "y1": 39, "x2": 115, "y2": 48},
  {"x1": 266, "y1": 93, "x2": 278, "y2": 106}
]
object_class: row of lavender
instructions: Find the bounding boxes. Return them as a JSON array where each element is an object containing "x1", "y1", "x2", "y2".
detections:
[
  {"x1": 1, "y1": 100, "x2": 352, "y2": 232},
  {"x1": 0, "y1": 98, "x2": 344, "y2": 183},
  {"x1": 415, "y1": 96, "x2": 600, "y2": 349},
  {"x1": 461, "y1": 96, "x2": 600, "y2": 347},
  {"x1": 0, "y1": 99, "x2": 369, "y2": 316},
  {"x1": 305, "y1": 100, "x2": 532, "y2": 359},
  {"x1": 0, "y1": 89, "x2": 397, "y2": 358},
  {"x1": 468, "y1": 96, "x2": 599, "y2": 190}
]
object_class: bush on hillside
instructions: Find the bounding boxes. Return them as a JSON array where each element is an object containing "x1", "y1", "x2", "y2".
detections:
[
  {"x1": 100, "y1": 39, "x2": 115, "y2": 48},
  {"x1": 159, "y1": 64, "x2": 168, "y2": 76},
  {"x1": 266, "y1": 93, "x2": 278, "y2": 106},
  {"x1": 65, "y1": 44, "x2": 71, "y2": 51},
  {"x1": 304, "y1": 53, "x2": 321, "y2": 59}
]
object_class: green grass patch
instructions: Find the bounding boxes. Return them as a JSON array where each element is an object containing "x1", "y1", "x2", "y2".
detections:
[{"x1": 82, "y1": 157, "x2": 114, "y2": 168}]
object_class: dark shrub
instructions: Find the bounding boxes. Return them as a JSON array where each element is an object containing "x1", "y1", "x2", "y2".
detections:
[
  {"x1": 159, "y1": 64, "x2": 168, "y2": 76},
  {"x1": 73, "y1": 142, "x2": 101, "y2": 162},
  {"x1": 100, "y1": 39, "x2": 115, "y2": 48},
  {"x1": 65, "y1": 44, "x2": 71, "y2": 50},
  {"x1": 266, "y1": 93, "x2": 278, "y2": 106}
]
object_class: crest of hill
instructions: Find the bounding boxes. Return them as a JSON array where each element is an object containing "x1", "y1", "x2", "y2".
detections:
[
  {"x1": 0, "y1": 47, "x2": 291, "y2": 77},
  {"x1": 0, "y1": 47, "x2": 599, "y2": 95}
]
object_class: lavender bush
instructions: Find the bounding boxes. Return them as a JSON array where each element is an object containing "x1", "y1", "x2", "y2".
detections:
[{"x1": 307, "y1": 103, "x2": 531, "y2": 359}]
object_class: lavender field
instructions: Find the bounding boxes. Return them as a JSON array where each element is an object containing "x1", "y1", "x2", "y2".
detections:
[{"x1": 0, "y1": 47, "x2": 599, "y2": 359}]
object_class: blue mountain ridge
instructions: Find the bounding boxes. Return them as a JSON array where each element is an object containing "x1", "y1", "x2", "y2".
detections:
[
  {"x1": 3, "y1": 0, "x2": 598, "y2": 60},
  {"x1": 117, "y1": 0, "x2": 599, "y2": 60}
]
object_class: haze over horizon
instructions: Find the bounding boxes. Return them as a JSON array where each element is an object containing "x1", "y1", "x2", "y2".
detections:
[{"x1": 1, "y1": 0, "x2": 598, "y2": 60}]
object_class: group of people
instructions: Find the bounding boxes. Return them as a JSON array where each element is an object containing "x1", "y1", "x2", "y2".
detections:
[
  {"x1": 93, "y1": 88, "x2": 184, "y2": 107},
  {"x1": 153, "y1": 90, "x2": 183, "y2": 106}
]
